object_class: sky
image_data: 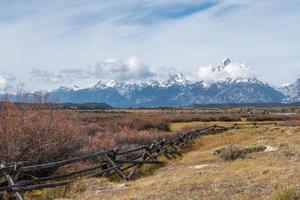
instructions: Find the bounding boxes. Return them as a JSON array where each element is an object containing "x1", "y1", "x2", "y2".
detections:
[{"x1": 0, "y1": 0, "x2": 299, "y2": 91}]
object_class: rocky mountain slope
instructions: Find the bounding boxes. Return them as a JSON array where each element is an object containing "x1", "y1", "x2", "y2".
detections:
[
  {"x1": 48, "y1": 59, "x2": 285, "y2": 107},
  {"x1": 279, "y1": 79, "x2": 300, "y2": 102}
]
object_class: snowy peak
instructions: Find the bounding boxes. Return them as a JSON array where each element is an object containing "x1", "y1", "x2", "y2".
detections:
[
  {"x1": 227, "y1": 77, "x2": 263, "y2": 85},
  {"x1": 163, "y1": 73, "x2": 189, "y2": 87},
  {"x1": 93, "y1": 80, "x2": 120, "y2": 89},
  {"x1": 281, "y1": 83, "x2": 291, "y2": 88},
  {"x1": 213, "y1": 58, "x2": 232, "y2": 72},
  {"x1": 198, "y1": 58, "x2": 255, "y2": 85},
  {"x1": 280, "y1": 78, "x2": 300, "y2": 102},
  {"x1": 169, "y1": 73, "x2": 186, "y2": 83},
  {"x1": 220, "y1": 58, "x2": 231, "y2": 67}
]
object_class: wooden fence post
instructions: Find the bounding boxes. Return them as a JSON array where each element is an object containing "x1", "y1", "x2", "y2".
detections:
[
  {"x1": 0, "y1": 126, "x2": 231, "y2": 197},
  {"x1": 104, "y1": 149, "x2": 128, "y2": 180},
  {"x1": 0, "y1": 164, "x2": 24, "y2": 200},
  {"x1": 126, "y1": 150, "x2": 146, "y2": 180}
]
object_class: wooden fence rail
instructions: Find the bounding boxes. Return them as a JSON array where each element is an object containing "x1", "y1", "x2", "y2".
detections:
[{"x1": 0, "y1": 122, "x2": 277, "y2": 200}]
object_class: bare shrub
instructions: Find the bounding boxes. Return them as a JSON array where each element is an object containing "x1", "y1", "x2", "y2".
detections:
[
  {"x1": 74, "y1": 109, "x2": 297, "y2": 152},
  {"x1": 0, "y1": 92, "x2": 85, "y2": 164},
  {"x1": 86, "y1": 127, "x2": 176, "y2": 151},
  {"x1": 246, "y1": 114, "x2": 300, "y2": 122}
]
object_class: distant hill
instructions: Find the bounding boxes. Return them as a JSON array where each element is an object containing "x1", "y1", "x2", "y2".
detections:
[
  {"x1": 60, "y1": 102, "x2": 112, "y2": 110},
  {"x1": 0, "y1": 101, "x2": 112, "y2": 110}
]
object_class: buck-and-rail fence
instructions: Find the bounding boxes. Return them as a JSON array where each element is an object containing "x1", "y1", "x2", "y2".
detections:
[{"x1": 0, "y1": 122, "x2": 278, "y2": 200}]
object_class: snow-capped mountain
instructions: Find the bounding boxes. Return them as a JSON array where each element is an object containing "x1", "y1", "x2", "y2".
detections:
[
  {"x1": 197, "y1": 58, "x2": 255, "y2": 85},
  {"x1": 279, "y1": 79, "x2": 300, "y2": 102},
  {"x1": 47, "y1": 59, "x2": 285, "y2": 107}
]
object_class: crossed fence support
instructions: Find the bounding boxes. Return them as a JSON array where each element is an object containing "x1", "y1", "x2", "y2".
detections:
[{"x1": 0, "y1": 164, "x2": 24, "y2": 200}]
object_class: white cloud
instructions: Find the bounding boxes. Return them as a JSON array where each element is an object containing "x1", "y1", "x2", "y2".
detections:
[
  {"x1": 89, "y1": 57, "x2": 156, "y2": 81},
  {"x1": 0, "y1": 73, "x2": 15, "y2": 90},
  {"x1": 0, "y1": 77, "x2": 6, "y2": 89},
  {"x1": 197, "y1": 58, "x2": 255, "y2": 83}
]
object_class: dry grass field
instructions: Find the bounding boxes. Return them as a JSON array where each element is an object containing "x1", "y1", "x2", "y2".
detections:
[
  {"x1": 25, "y1": 122, "x2": 300, "y2": 200},
  {"x1": 1, "y1": 97, "x2": 299, "y2": 200}
]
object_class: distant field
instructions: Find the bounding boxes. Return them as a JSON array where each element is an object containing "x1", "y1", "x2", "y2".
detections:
[{"x1": 169, "y1": 120, "x2": 277, "y2": 131}]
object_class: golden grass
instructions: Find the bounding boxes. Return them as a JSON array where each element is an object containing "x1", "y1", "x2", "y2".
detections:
[{"x1": 32, "y1": 124, "x2": 298, "y2": 200}]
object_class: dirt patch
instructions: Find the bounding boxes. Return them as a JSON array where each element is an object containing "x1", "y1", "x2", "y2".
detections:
[
  {"x1": 190, "y1": 164, "x2": 209, "y2": 169},
  {"x1": 265, "y1": 145, "x2": 278, "y2": 152}
]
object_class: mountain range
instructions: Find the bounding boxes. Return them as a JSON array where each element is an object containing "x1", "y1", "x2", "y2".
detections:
[
  {"x1": 46, "y1": 58, "x2": 300, "y2": 107},
  {"x1": 279, "y1": 79, "x2": 300, "y2": 102}
]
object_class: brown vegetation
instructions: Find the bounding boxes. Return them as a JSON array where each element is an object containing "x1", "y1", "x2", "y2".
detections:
[
  {"x1": 0, "y1": 93, "x2": 84, "y2": 164},
  {"x1": 1, "y1": 96, "x2": 299, "y2": 199},
  {"x1": 2, "y1": 92, "x2": 299, "y2": 164},
  {"x1": 75, "y1": 110, "x2": 300, "y2": 151},
  {"x1": 75, "y1": 112, "x2": 243, "y2": 151}
]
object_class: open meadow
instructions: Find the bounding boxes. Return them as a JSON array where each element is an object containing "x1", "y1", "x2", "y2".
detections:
[
  {"x1": 1, "y1": 102, "x2": 300, "y2": 200},
  {"x1": 55, "y1": 123, "x2": 300, "y2": 200}
]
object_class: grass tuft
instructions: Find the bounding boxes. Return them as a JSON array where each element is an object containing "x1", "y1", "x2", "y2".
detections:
[{"x1": 271, "y1": 188, "x2": 300, "y2": 200}]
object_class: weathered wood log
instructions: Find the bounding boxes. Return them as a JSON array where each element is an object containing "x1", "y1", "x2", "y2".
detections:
[
  {"x1": 11, "y1": 181, "x2": 69, "y2": 193},
  {"x1": 117, "y1": 145, "x2": 148, "y2": 155},
  {"x1": 104, "y1": 154, "x2": 128, "y2": 180},
  {"x1": 127, "y1": 150, "x2": 147, "y2": 180},
  {"x1": 0, "y1": 185, "x2": 10, "y2": 192},
  {"x1": 114, "y1": 160, "x2": 161, "y2": 164},
  {"x1": 0, "y1": 164, "x2": 24, "y2": 200},
  {"x1": 87, "y1": 163, "x2": 124, "y2": 177},
  {"x1": 1, "y1": 149, "x2": 113, "y2": 174},
  {"x1": 14, "y1": 163, "x2": 108, "y2": 187}
]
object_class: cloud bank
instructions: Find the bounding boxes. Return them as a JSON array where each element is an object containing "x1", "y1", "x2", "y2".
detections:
[
  {"x1": 30, "y1": 68, "x2": 89, "y2": 84},
  {"x1": 30, "y1": 57, "x2": 156, "y2": 84},
  {"x1": 30, "y1": 57, "x2": 256, "y2": 87},
  {"x1": 90, "y1": 57, "x2": 156, "y2": 81},
  {"x1": 0, "y1": 0, "x2": 300, "y2": 90}
]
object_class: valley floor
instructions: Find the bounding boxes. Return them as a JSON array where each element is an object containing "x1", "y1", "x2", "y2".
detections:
[{"x1": 31, "y1": 124, "x2": 300, "y2": 200}]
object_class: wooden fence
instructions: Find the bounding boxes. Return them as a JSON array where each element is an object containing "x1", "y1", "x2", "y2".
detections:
[{"x1": 0, "y1": 122, "x2": 277, "y2": 200}]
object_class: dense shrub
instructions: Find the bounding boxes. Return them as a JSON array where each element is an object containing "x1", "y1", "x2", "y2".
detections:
[
  {"x1": 214, "y1": 144, "x2": 266, "y2": 161},
  {"x1": 214, "y1": 145, "x2": 247, "y2": 161},
  {"x1": 0, "y1": 93, "x2": 85, "y2": 164}
]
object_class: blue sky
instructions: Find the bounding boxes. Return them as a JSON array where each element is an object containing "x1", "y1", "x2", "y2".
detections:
[{"x1": 0, "y1": 0, "x2": 299, "y2": 90}]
